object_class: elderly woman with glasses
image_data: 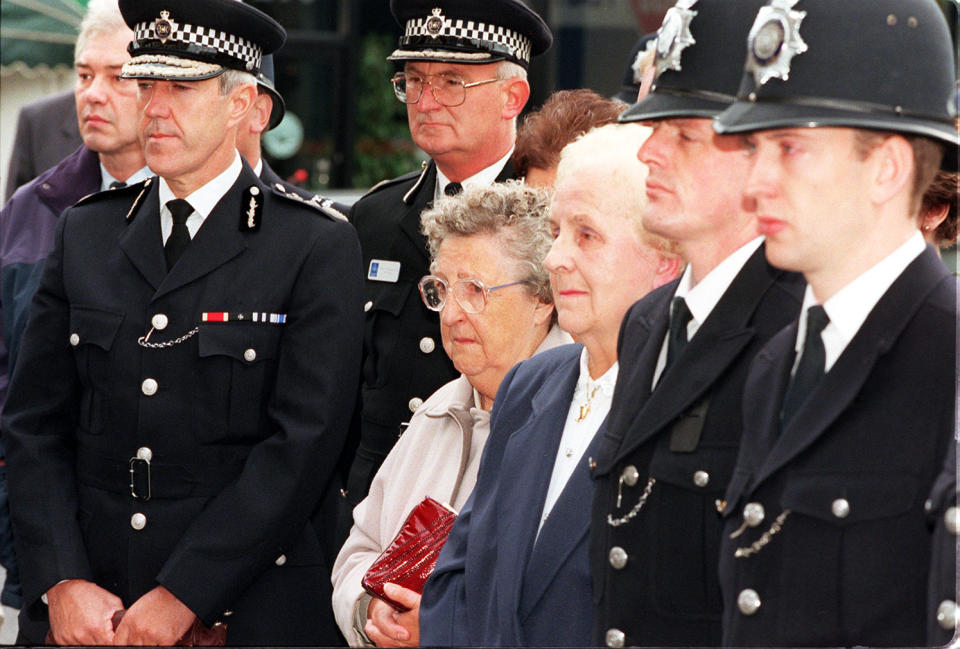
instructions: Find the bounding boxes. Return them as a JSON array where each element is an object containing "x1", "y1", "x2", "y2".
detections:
[
  {"x1": 419, "y1": 123, "x2": 683, "y2": 647},
  {"x1": 331, "y1": 180, "x2": 569, "y2": 647}
]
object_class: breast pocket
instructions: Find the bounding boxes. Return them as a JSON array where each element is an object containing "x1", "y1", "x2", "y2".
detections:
[
  {"x1": 198, "y1": 323, "x2": 283, "y2": 442},
  {"x1": 69, "y1": 306, "x2": 124, "y2": 434},
  {"x1": 362, "y1": 281, "x2": 414, "y2": 389}
]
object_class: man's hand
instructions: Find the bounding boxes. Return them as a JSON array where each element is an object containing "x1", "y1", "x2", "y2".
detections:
[
  {"x1": 365, "y1": 583, "x2": 421, "y2": 647},
  {"x1": 113, "y1": 585, "x2": 196, "y2": 646},
  {"x1": 46, "y1": 579, "x2": 123, "y2": 645}
]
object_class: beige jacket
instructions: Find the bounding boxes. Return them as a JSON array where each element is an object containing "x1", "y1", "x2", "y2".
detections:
[{"x1": 330, "y1": 325, "x2": 570, "y2": 645}]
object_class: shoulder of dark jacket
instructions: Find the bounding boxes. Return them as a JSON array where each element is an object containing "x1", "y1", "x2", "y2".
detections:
[
  {"x1": 355, "y1": 162, "x2": 429, "y2": 202},
  {"x1": 269, "y1": 182, "x2": 349, "y2": 222},
  {"x1": 72, "y1": 175, "x2": 153, "y2": 209}
]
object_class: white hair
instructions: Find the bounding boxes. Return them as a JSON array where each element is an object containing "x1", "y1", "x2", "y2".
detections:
[
  {"x1": 219, "y1": 69, "x2": 258, "y2": 94},
  {"x1": 74, "y1": 0, "x2": 128, "y2": 63}
]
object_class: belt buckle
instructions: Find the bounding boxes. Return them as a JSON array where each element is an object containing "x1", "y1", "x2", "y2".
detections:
[{"x1": 129, "y1": 453, "x2": 152, "y2": 501}]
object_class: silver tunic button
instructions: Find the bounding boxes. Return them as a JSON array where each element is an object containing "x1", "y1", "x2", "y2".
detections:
[
  {"x1": 945, "y1": 506, "x2": 958, "y2": 535},
  {"x1": 244, "y1": 348, "x2": 257, "y2": 362},
  {"x1": 275, "y1": 554, "x2": 287, "y2": 566},
  {"x1": 937, "y1": 599, "x2": 958, "y2": 630},
  {"x1": 69, "y1": 333, "x2": 80, "y2": 346},
  {"x1": 608, "y1": 546, "x2": 628, "y2": 570},
  {"x1": 408, "y1": 397, "x2": 423, "y2": 413},
  {"x1": 737, "y1": 588, "x2": 761, "y2": 615},
  {"x1": 151, "y1": 314, "x2": 169, "y2": 330},
  {"x1": 136, "y1": 447, "x2": 153, "y2": 462},
  {"x1": 364, "y1": 301, "x2": 373, "y2": 312},
  {"x1": 693, "y1": 470, "x2": 710, "y2": 487},
  {"x1": 130, "y1": 513, "x2": 147, "y2": 530},
  {"x1": 419, "y1": 337, "x2": 436, "y2": 354},
  {"x1": 743, "y1": 502, "x2": 765, "y2": 527},
  {"x1": 925, "y1": 498, "x2": 935, "y2": 513},
  {"x1": 141, "y1": 378, "x2": 158, "y2": 396},
  {"x1": 605, "y1": 628, "x2": 625, "y2": 648},
  {"x1": 621, "y1": 465, "x2": 640, "y2": 487},
  {"x1": 831, "y1": 498, "x2": 850, "y2": 519}
]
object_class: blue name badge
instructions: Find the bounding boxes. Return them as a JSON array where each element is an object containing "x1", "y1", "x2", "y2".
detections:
[{"x1": 368, "y1": 259, "x2": 401, "y2": 283}]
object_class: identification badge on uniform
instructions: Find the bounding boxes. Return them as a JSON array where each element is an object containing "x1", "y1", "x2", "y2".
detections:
[{"x1": 368, "y1": 259, "x2": 401, "y2": 283}]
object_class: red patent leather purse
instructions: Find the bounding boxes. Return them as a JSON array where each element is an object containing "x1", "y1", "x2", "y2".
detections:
[{"x1": 361, "y1": 496, "x2": 457, "y2": 611}]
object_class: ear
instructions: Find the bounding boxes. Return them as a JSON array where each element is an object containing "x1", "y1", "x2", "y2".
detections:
[
  {"x1": 501, "y1": 78, "x2": 530, "y2": 121},
  {"x1": 867, "y1": 134, "x2": 914, "y2": 207},
  {"x1": 652, "y1": 254, "x2": 683, "y2": 289},
  {"x1": 533, "y1": 299, "x2": 554, "y2": 327},
  {"x1": 248, "y1": 93, "x2": 273, "y2": 136},
  {"x1": 921, "y1": 203, "x2": 949, "y2": 233},
  {"x1": 226, "y1": 83, "x2": 257, "y2": 129}
]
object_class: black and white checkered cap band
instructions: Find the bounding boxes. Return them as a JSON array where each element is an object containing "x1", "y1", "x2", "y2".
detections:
[
  {"x1": 402, "y1": 16, "x2": 532, "y2": 64},
  {"x1": 133, "y1": 20, "x2": 262, "y2": 71}
]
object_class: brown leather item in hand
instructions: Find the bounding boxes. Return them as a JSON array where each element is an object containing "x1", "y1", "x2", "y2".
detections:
[
  {"x1": 43, "y1": 609, "x2": 227, "y2": 646},
  {"x1": 361, "y1": 496, "x2": 457, "y2": 612}
]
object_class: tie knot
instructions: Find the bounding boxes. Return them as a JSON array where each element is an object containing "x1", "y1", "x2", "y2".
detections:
[
  {"x1": 671, "y1": 296, "x2": 692, "y2": 329},
  {"x1": 109, "y1": 180, "x2": 127, "y2": 190},
  {"x1": 444, "y1": 182, "x2": 463, "y2": 197},
  {"x1": 167, "y1": 199, "x2": 193, "y2": 225},
  {"x1": 806, "y1": 305, "x2": 830, "y2": 337}
]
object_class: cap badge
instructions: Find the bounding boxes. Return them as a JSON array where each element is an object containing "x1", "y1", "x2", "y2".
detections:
[
  {"x1": 745, "y1": 0, "x2": 808, "y2": 87},
  {"x1": 426, "y1": 8, "x2": 446, "y2": 36},
  {"x1": 154, "y1": 10, "x2": 177, "y2": 44},
  {"x1": 655, "y1": 0, "x2": 698, "y2": 76}
]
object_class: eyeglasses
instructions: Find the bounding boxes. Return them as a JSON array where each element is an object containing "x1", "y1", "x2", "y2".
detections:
[
  {"x1": 419, "y1": 275, "x2": 528, "y2": 314},
  {"x1": 391, "y1": 72, "x2": 500, "y2": 107}
]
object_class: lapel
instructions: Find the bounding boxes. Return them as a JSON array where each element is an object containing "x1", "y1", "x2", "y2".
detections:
[
  {"x1": 751, "y1": 247, "x2": 950, "y2": 489},
  {"x1": 611, "y1": 247, "x2": 776, "y2": 465},
  {"x1": 518, "y1": 423, "x2": 605, "y2": 621},
  {"x1": 493, "y1": 353, "x2": 581, "y2": 634},
  {"x1": 118, "y1": 180, "x2": 167, "y2": 291},
  {"x1": 397, "y1": 162, "x2": 437, "y2": 263}
]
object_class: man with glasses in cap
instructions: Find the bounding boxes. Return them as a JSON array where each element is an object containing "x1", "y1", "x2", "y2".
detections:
[
  {"x1": 711, "y1": 0, "x2": 956, "y2": 644},
  {"x1": 2, "y1": 0, "x2": 363, "y2": 645},
  {"x1": 587, "y1": 0, "x2": 806, "y2": 646},
  {"x1": 341, "y1": 0, "x2": 552, "y2": 530}
]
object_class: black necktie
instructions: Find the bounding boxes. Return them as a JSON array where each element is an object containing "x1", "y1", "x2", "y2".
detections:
[
  {"x1": 109, "y1": 181, "x2": 127, "y2": 190},
  {"x1": 444, "y1": 182, "x2": 462, "y2": 196},
  {"x1": 165, "y1": 199, "x2": 193, "y2": 270},
  {"x1": 664, "y1": 296, "x2": 693, "y2": 372},
  {"x1": 780, "y1": 305, "x2": 830, "y2": 428}
]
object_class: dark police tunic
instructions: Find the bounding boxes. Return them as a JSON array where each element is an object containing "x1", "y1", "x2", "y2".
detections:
[
  {"x1": 3, "y1": 162, "x2": 363, "y2": 646},
  {"x1": 718, "y1": 247, "x2": 955, "y2": 646},
  {"x1": 590, "y1": 245, "x2": 804, "y2": 647},
  {"x1": 343, "y1": 160, "x2": 513, "y2": 513}
]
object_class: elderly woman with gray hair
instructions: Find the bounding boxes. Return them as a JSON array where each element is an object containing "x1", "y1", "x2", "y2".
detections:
[{"x1": 331, "y1": 180, "x2": 569, "y2": 647}]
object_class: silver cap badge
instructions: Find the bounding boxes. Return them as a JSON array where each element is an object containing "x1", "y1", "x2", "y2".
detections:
[
  {"x1": 745, "y1": 0, "x2": 808, "y2": 87},
  {"x1": 154, "y1": 10, "x2": 177, "y2": 44},
  {"x1": 654, "y1": 0, "x2": 698, "y2": 76},
  {"x1": 426, "y1": 8, "x2": 446, "y2": 36}
]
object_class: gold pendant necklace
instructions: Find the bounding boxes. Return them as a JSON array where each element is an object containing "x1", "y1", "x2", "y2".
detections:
[{"x1": 576, "y1": 385, "x2": 600, "y2": 422}]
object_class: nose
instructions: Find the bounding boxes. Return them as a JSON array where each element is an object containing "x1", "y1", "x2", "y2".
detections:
[
  {"x1": 637, "y1": 130, "x2": 664, "y2": 168},
  {"x1": 743, "y1": 147, "x2": 776, "y2": 202},
  {"x1": 83, "y1": 73, "x2": 109, "y2": 105},
  {"x1": 439, "y1": 292, "x2": 466, "y2": 326},
  {"x1": 415, "y1": 80, "x2": 443, "y2": 111},
  {"x1": 141, "y1": 84, "x2": 168, "y2": 119},
  {"x1": 544, "y1": 231, "x2": 572, "y2": 275}
]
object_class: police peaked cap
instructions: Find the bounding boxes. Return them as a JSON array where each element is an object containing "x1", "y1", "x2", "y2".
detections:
[
  {"x1": 620, "y1": 0, "x2": 767, "y2": 123},
  {"x1": 715, "y1": 0, "x2": 958, "y2": 168},
  {"x1": 387, "y1": 0, "x2": 553, "y2": 69},
  {"x1": 119, "y1": 0, "x2": 285, "y2": 81}
]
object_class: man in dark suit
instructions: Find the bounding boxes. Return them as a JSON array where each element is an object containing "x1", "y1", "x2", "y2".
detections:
[
  {"x1": 2, "y1": 0, "x2": 362, "y2": 645},
  {"x1": 4, "y1": 91, "x2": 82, "y2": 202},
  {"x1": 711, "y1": 0, "x2": 956, "y2": 644},
  {"x1": 342, "y1": 0, "x2": 552, "y2": 523},
  {"x1": 589, "y1": 1, "x2": 805, "y2": 646}
]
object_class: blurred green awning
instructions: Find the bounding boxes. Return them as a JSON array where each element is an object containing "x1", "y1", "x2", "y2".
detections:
[{"x1": 1, "y1": 0, "x2": 87, "y2": 69}]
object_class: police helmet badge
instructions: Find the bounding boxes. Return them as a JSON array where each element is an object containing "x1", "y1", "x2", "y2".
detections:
[
  {"x1": 425, "y1": 8, "x2": 445, "y2": 36},
  {"x1": 745, "y1": 0, "x2": 807, "y2": 87},
  {"x1": 154, "y1": 9, "x2": 177, "y2": 44},
  {"x1": 654, "y1": 0, "x2": 698, "y2": 76}
]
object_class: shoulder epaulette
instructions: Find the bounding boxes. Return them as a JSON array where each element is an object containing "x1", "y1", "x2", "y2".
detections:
[
  {"x1": 73, "y1": 176, "x2": 152, "y2": 208},
  {"x1": 269, "y1": 182, "x2": 348, "y2": 222},
  {"x1": 359, "y1": 161, "x2": 429, "y2": 200}
]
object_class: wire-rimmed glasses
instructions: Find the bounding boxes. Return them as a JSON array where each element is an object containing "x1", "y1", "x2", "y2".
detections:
[
  {"x1": 391, "y1": 72, "x2": 500, "y2": 107},
  {"x1": 418, "y1": 275, "x2": 528, "y2": 314}
]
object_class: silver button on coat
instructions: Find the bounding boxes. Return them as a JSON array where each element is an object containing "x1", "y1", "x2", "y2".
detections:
[
  {"x1": 130, "y1": 513, "x2": 147, "y2": 530},
  {"x1": 244, "y1": 348, "x2": 257, "y2": 362},
  {"x1": 408, "y1": 397, "x2": 424, "y2": 413},
  {"x1": 737, "y1": 588, "x2": 761, "y2": 615},
  {"x1": 608, "y1": 546, "x2": 628, "y2": 570},
  {"x1": 743, "y1": 502, "x2": 765, "y2": 527},
  {"x1": 831, "y1": 498, "x2": 850, "y2": 519},
  {"x1": 151, "y1": 313, "x2": 169, "y2": 330},
  {"x1": 69, "y1": 333, "x2": 80, "y2": 346},
  {"x1": 693, "y1": 470, "x2": 710, "y2": 487},
  {"x1": 141, "y1": 378, "x2": 158, "y2": 396},
  {"x1": 621, "y1": 465, "x2": 640, "y2": 487},
  {"x1": 419, "y1": 337, "x2": 436, "y2": 353},
  {"x1": 605, "y1": 628, "x2": 625, "y2": 648}
]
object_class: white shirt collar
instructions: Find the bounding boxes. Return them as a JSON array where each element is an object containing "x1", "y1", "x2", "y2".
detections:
[
  {"x1": 434, "y1": 147, "x2": 515, "y2": 200},
  {"x1": 795, "y1": 231, "x2": 926, "y2": 373},
  {"x1": 100, "y1": 164, "x2": 153, "y2": 192},
  {"x1": 157, "y1": 152, "x2": 243, "y2": 242},
  {"x1": 253, "y1": 157, "x2": 263, "y2": 177},
  {"x1": 674, "y1": 236, "x2": 764, "y2": 340}
]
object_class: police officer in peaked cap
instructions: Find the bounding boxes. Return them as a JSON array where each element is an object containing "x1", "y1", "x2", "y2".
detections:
[
  {"x1": 340, "y1": 0, "x2": 551, "y2": 537},
  {"x1": 588, "y1": 0, "x2": 805, "y2": 646},
  {"x1": 2, "y1": 0, "x2": 363, "y2": 644},
  {"x1": 712, "y1": 0, "x2": 956, "y2": 644}
]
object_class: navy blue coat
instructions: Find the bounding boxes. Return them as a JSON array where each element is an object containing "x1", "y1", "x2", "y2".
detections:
[
  {"x1": 3, "y1": 161, "x2": 363, "y2": 645},
  {"x1": 719, "y1": 246, "x2": 955, "y2": 646},
  {"x1": 421, "y1": 344, "x2": 598, "y2": 647}
]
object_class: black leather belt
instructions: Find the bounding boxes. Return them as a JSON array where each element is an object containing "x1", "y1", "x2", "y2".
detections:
[{"x1": 76, "y1": 446, "x2": 244, "y2": 500}]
